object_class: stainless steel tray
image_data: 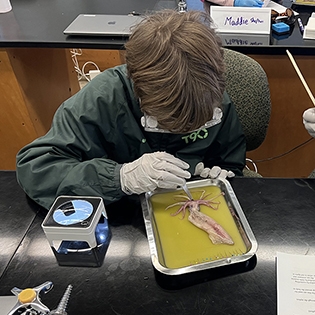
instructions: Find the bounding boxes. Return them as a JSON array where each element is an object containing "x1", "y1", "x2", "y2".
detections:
[{"x1": 141, "y1": 178, "x2": 258, "y2": 276}]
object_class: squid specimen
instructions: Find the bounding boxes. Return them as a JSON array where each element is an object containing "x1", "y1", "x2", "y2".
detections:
[{"x1": 165, "y1": 191, "x2": 234, "y2": 245}]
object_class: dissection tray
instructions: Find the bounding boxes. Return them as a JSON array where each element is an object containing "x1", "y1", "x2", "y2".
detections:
[{"x1": 141, "y1": 178, "x2": 258, "y2": 276}]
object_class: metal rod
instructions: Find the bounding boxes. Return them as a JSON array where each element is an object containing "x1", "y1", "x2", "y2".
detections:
[
  {"x1": 286, "y1": 49, "x2": 315, "y2": 107},
  {"x1": 182, "y1": 183, "x2": 194, "y2": 200}
]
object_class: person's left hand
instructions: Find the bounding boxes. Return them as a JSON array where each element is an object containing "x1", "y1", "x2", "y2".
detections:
[
  {"x1": 194, "y1": 162, "x2": 235, "y2": 180},
  {"x1": 303, "y1": 108, "x2": 315, "y2": 138}
]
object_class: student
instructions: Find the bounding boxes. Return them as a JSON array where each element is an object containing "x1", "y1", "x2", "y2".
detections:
[
  {"x1": 303, "y1": 108, "x2": 315, "y2": 138},
  {"x1": 16, "y1": 10, "x2": 246, "y2": 210}
]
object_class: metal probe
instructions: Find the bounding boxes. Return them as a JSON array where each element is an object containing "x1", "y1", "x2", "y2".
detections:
[
  {"x1": 49, "y1": 284, "x2": 73, "y2": 315},
  {"x1": 182, "y1": 183, "x2": 194, "y2": 200}
]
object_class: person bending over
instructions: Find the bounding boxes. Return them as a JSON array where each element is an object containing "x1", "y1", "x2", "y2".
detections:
[{"x1": 16, "y1": 10, "x2": 246, "y2": 210}]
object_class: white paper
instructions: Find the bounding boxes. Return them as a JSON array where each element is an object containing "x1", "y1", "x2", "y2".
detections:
[
  {"x1": 277, "y1": 252, "x2": 315, "y2": 315},
  {"x1": 263, "y1": 0, "x2": 271, "y2": 7},
  {"x1": 210, "y1": 1, "x2": 298, "y2": 34},
  {"x1": 219, "y1": 33, "x2": 270, "y2": 45},
  {"x1": 266, "y1": 1, "x2": 287, "y2": 13},
  {"x1": 266, "y1": 1, "x2": 298, "y2": 15},
  {"x1": 210, "y1": 6, "x2": 271, "y2": 34},
  {"x1": 0, "y1": 296, "x2": 17, "y2": 315},
  {"x1": 303, "y1": 13, "x2": 315, "y2": 39}
]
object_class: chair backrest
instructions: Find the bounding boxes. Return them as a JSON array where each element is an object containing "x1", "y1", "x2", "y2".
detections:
[{"x1": 223, "y1": 48, "x2": 271, "y2": 151}]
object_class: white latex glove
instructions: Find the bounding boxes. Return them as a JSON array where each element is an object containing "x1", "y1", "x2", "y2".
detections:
[
  {"x1": 194, "y1": 162, "x2": 235, "y2": 180},
  {"x1": 303, "y1": 108, "x2": 315, "y2": 138},
  {"x1": 120, "y1": 152, "x2": 191, "y2": 195}
]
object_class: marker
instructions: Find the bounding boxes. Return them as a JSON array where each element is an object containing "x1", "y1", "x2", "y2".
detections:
[{"x1": 297, "y1": 17, "x2": 304, "y2": 34}]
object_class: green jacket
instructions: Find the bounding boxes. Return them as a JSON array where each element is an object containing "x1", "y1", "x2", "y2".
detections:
[{"x1": 16, "y1": 65, "x2": 246, "y2": 210}]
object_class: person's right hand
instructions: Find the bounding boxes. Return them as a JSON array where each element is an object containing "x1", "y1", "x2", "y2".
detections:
[
  {"x1": 120, "y1": 152, "x2": 191, "y2": 195},
  {"x1": 303, "y1": 108, "x2": 315, "y2": 138},
  {"x1": 234, "y1": 0, "x2": 263, "y2": 7}
]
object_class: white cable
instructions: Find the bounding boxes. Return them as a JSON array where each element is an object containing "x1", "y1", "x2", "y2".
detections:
[
  {"x1": 70, "y1": 49, "x2": 100, "y2": 82},
  {"x1": 82, "y1": 61, "x2": 100, "y2": 81},
  {"x1": 70, "y1": 49, "x2": 84, "y2": 80},
  {"x1": 245, "y1": 158, "x2": 258, "y2": 173}
]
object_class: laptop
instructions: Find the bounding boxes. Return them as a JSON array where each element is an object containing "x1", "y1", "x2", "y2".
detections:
[{"x1": 63, "y1": 14, "x2": 144, "y2": 36}]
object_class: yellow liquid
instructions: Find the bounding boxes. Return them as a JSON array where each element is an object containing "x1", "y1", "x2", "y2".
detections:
[{"x1": 150, "y1": 186, "x2": 247, "y2": 269}]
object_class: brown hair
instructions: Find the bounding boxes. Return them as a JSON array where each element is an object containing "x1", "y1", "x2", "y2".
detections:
[{"x1": 125, "y1": 9, "x2": 225, "y2": 133}]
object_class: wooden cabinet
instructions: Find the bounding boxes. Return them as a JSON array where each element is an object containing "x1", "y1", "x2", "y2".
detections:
[
  {"x1": 247, "y1": 54, "x2": 315, "y2": 178},
  {"x1": 0, "y1": 48, "x2": 80, "y2": 170},
  {"x1": 1, "y1": 48, "x2": 315, "y2": 177}
]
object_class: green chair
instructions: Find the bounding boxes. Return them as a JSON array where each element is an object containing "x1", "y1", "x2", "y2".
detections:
[{"x1": 223, "y1": 48, "x2": 271, "y2": 177}]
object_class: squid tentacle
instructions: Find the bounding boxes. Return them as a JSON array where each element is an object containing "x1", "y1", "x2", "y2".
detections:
[{"x1": 165, "y1": 190, "x2": 234, "y2": 245}]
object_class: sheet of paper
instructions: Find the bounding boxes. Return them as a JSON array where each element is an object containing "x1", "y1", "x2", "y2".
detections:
[
  {"x1": 303, "y1": 12, "x2": 315, "y2": 39},
  {"x1": 263, "y1": 0, "x2": 271, "y2": 7},
  {"x1": 210, "y1": 6, "x2": 271, "y2": 34},
  {"x1": 0, "y1": 296, "x2": 17, "y2": 315},
  {"x1": 277, "y1": 252, "x2": 315, "y2": 315},
  {"x1": 266, "y1": 0, "x2": 298, "y2": 14}
]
